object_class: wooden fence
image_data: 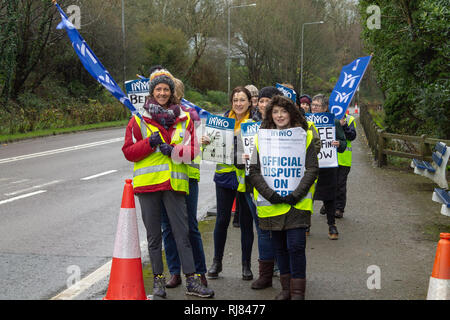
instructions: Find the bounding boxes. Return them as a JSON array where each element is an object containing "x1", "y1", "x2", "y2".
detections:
[{"x1": 359, "y1": 105, "x2": 450, "y2": 167}]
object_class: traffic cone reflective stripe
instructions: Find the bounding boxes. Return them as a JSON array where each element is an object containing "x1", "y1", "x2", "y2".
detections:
[
  {"x1": 104, "y1": 179, "x2": 148, "y2": 300},
  {"x1": 427, "y1": 233, "x2": 450, "y2": 300}
]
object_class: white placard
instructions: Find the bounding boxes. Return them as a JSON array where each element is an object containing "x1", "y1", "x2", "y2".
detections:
[
  {"x1": 306, "y1": 112, "x2": 338, "y2": 168},
  {"x1": 258, "y1": 127, "x2": 307, "y2": 196},
  {"x1": 202, "y1": 114, "x2": 235, "y2": 164},
  {"x1": 241, "y1": 121, "x2": 261, "y2": 174}
]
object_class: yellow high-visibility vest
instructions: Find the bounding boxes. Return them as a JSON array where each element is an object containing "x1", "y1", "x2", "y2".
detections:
[
  {"x1": 253, "y1": 129, "x2": 315, "y2": 218},
  {"x1": 187, "y1": 154, "x2": 201, "y2": 181},
  {"x1": 133, "y1": 114, "x2": 190, "y2": 194},
  {"x1": 338, "y1": 115, "x2": 355, "y2": 167}
]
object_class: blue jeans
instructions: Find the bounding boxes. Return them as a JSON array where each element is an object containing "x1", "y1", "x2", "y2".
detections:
[
  {"x1": 245, "y1": 192, "x2": 275, "y2": 261},
  {"x1": 213, "y1": 185, "x2": 254, "y2": 262},
  {"x1": 271, "y1": 227, "x2": 307, "y2": 279},
  {"x1": 161, "y1": 179, "x2": 207, "y2": 275}
]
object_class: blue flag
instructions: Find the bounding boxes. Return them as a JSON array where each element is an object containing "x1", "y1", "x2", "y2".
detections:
[
  {"x1": 55, "y1": 4, "x2": 139, "y2": 118},
  {"x1": 329, "y1": 56, "x2": 371, "y2": 119},
  {"x1": 276, "y1": 83, "x2": 297, "y2": 104},
  {"x1": 181, "y1": 99, "x2": 211, "y2": 119}
]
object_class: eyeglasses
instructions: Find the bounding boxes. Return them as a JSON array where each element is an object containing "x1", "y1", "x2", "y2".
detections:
[{"x1": 311, "y1": 103, "x2": 323, "y2": 108}]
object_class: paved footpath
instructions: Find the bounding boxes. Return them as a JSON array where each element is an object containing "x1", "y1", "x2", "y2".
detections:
[{"x1": 90, "y1": 117, "x2": 448, "y2": 300}]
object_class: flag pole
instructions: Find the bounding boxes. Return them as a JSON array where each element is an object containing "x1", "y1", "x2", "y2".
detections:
[{"x1": 52, "y1": 0, "x2": 155, "y2": 134}]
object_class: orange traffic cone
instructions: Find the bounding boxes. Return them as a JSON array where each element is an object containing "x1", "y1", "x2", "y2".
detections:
[
  {"x1": 346, "y1": 109, "x2": 350, "y2": 115},
  {"x1": 426, "y1": 233, "x2": 450, "y2": 300},
  {"x1": 104, "y1": 179, "x2": 148, "y2": 300},
  {"x1": 232, "y1": 197, "x2": 237, "y2": 214},
  {"x1": 354, "y1": 104, "x2": 359, "y2": 114}
]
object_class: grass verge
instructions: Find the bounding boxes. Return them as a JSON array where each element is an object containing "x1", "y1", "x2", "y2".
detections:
[{"x1": 0, "y1": 119, "x2": 129, "y2": 144}]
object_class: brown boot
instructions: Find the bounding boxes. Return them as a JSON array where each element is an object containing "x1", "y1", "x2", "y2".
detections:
[
  {"x1": 275, "y1": 273, "x2": 291, "y2": 300},
  {"x1": 165, "y1": 274, "x2": 181, "y2": 288},
  {"x1": 251, "y1": 260, "x2": 274, "y2": 290},
  {"x1": 290, "y1": 278, "x2": 306, "y2": 300}
]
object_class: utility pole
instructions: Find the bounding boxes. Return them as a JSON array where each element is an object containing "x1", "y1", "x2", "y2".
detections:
[{"x1": 121, "y1": 0, "x2": 126, "y2": 87}]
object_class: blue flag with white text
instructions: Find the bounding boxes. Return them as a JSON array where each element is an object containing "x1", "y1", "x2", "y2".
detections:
[
  {"x1": 276, "y1": 83, "x2": 297, "y2": 104},
  {"x1": 329, "y1": 56, "x2": 371, "y2": 119},
  {"x1": 54, "y1": 4, "x2": 138, "y2": 117}
]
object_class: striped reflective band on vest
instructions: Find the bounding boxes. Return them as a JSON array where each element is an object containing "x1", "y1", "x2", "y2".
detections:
[
  {"x1": 236, "y1": 167, "x2": 246, "y2": 192},
  {"x1": 134, "y1": 164, "x2": 189, "y2": 181}
]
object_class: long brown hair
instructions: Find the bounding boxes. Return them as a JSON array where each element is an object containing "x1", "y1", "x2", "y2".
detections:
[{"x1": 262, "y1": 95, "x2": 308, "y2": 130}]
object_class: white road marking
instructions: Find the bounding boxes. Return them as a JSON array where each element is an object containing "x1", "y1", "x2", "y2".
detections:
[
  {"x1": 10, "y1": 179, "x2": 30, "y2": 184},
  {"x1": 80, "y1": 170, "x2": 118, "y2": 181},
  {"x1": 0, "y1": 190, "x2": 47, "y2": 206},
  {"x1": 51, "y1": 240, "x2": 148, "y2": 300},
  {"x1": 0, "y1": 138, "x2": 123, "y2": 164},
  {"x1": 5, "y1": 180, "x2": 62, "y2": 196}
]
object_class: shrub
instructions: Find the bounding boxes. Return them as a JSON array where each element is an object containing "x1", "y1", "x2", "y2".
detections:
[
  {"x1": 185, "y1": 89, "x2": 204, "y2": 105},
  {"x1": 206, "y1": 90, "x2": 228, "y2": 107}
]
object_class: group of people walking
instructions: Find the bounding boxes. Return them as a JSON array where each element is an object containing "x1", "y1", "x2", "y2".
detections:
[{"x1": 121, "y1": 65, "x2": 356, "y2": 300}]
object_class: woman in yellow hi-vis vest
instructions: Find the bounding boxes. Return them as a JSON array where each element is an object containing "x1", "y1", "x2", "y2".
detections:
[
  {"x1": 202, "y1": 87, "x2": 256, "y2": 281},
  {"x1": 122, "y1": 69, "x2": 213, "y2": 299},
  {"x1": 248, "y1": 95, "x2": 319, "y2": 300}
]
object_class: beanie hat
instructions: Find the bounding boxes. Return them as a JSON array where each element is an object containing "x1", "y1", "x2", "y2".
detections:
[
  {"x1": 245, "y1": 85, "x2": 259, "y2": 97},
  {"x1": 258, "y1": 86, "x2": 282, "y2": 100},
  {"x1": 299, "y1": 94, "x2": 312, "y2": 105},
  {"x1": 149, "y1": 69, "x2": 175, "y2": 96}
]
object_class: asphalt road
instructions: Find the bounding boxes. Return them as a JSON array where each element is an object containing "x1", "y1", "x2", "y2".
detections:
[{"x1": 0, "y1": 127, "x2": 217, "y2": 300}]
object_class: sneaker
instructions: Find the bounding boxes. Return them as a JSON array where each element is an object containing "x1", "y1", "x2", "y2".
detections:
[
  {"x1": 186, "y1": 274, "x2": 214, "y2": 298},
  {"x1": 153, "y1": 274, "x2": 167, "y2": 298},
  {"x1": 328, "y1": 225, "x2": 339, "y2": 240},
  {"x1": 335, "y1": 209, "x2": 344, "y2": 219}
]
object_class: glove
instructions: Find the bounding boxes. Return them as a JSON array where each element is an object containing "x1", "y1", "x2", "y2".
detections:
[
  {"x1": 269, "y1": 192, "x2": 284, "y2": 204},
  {"x1": 283, "y1": 194, "x2": 298, "y2": 206},
  {"x1": 149, "y1": 132, "x2": 163, "y2": 148},
  {"x1": 160, "y1": 143, "x2": 174, "y2": 157}
]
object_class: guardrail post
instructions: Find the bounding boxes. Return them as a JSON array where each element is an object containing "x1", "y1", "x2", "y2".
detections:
[
  {"x1": 420, "y1": 134, "x2": 429, "y2": 160},
  {"x1": 377, "y1": 129, "x2": 387, "y2": 167}
]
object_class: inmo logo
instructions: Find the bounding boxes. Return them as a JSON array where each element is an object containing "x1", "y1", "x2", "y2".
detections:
[
  {"x1": 367, "y1": 5, "x2": 381, "y2": 30},
  {"x1": 67, "y1": 5, "x2": 81, "y2": 29}
]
